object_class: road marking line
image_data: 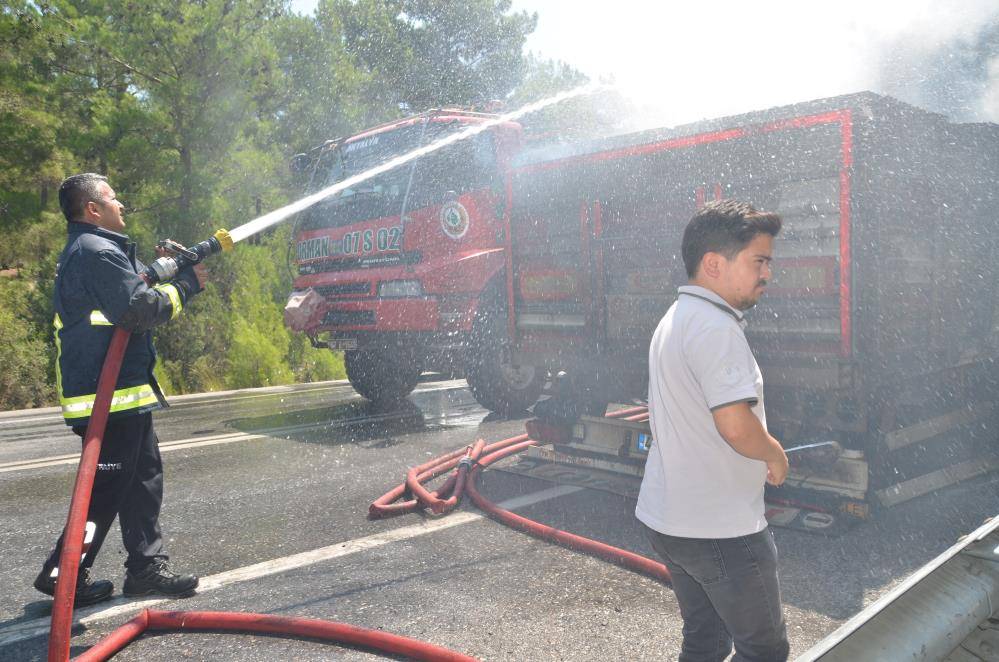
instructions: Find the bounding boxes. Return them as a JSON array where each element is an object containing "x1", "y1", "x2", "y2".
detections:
[
  {"x1": 0, "y1": 484, "x2": 582, "y2": 648},
  {"x1": 0, "y1": 432, "x2": 257, "y2": 471},
  {"x1": 0, "y1": 409, "x2": 427, "y2": 473},
  {"x1": 0, "y1": 414, "x2": 64, "y2": 426},
  {"x1": 0, "y1": 379, "x2": 465, "y2": 427},
  {"x1": 0, "y1": 401, "x2": 464, "y2": 474},
  {"x1": 0, "y1": 430, "x2": 298, "y2": 474}
]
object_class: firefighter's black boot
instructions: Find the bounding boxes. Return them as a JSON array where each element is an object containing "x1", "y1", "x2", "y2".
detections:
[
  {"x1": 123, "y1": 560, "x2": 198, "y2": 597},
  {"x1": 33, "y1": 567, "x2": 114, "y2": 606}
]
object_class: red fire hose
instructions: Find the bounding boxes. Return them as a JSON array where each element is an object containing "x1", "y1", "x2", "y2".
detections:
[
  {"x1": 369, "y1": 434, "x2": 529, "y2": 518},
  {"x1": 48, "y1": 327, "x2": 132, "y2": 662},
  {"x1": 372, "y1": 405, "x2": 671, "y2": 584},
  {"x1": 74, "y1": 610, "x2": 476, "y2": 662},
  {"x1": 463, "y1": 438, "x2": 671, "y2": 583}
]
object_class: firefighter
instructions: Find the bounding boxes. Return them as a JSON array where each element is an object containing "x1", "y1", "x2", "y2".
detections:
[
  {"x1": 33, "y1": 173, "x2": 204, "y2": 606},
  {"x1": 636, "y1": 200, "x2": 790, "y2": 661}
]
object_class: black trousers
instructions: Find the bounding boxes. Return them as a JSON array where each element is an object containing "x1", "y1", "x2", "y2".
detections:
[
  {"x1": 644, "y1": 525, "x2": 789, "y2": 662},
  {"x1": 43, "y1": 412, "x2": 166, "y2": 574}
]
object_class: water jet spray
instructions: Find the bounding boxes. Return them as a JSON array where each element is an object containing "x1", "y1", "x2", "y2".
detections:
[
  {"x1": 227, "y1": 82, "x2": 607, "y2": 245},
  {"x1": 140, "y1": 83, "x2": 607, "y2": 283}
]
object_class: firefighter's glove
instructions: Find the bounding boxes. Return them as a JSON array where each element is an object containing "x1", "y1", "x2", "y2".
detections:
[{"x1": 174, "y1": 265, "x2": 205, "y2": 298}]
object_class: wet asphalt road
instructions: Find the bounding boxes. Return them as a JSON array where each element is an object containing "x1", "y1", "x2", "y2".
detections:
[{"x1": 0, "y1": 379, "x2": 997, "y2": 661}]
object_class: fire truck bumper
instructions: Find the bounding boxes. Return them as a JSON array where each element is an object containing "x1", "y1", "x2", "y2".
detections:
[{"x1": 318, "y1": 297, "x2": 440, "y2": 334}]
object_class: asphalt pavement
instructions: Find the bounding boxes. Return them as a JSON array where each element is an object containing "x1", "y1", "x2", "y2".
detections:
[{"x1": 1, "y1": 379, "x2": 997, "y2": 661}]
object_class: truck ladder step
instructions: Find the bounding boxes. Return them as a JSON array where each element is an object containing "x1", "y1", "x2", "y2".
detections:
[
  {"x1": 883, "y1": 400, "x2": 996, "y2": 452},
  {"x1": 876, "y1": 456, "x2": 999, "y2": 508}
]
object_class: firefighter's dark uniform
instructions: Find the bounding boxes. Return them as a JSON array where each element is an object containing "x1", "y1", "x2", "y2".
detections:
[{"x1": 40, "y1": 221, "x2": 201, "y2": 576}]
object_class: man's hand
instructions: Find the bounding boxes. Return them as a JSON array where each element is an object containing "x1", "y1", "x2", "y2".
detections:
[
  {"x1": 766, "y1": 450, "x2": 789, "y2": 486},
  {"x1": 712, "y1": 402, "x2": 788, "y2": 485}
]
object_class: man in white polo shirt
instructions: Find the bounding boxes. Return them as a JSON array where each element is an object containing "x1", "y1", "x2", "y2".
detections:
[{"x1": 636, "y1": 199, "x2": 790, "y2": 662}]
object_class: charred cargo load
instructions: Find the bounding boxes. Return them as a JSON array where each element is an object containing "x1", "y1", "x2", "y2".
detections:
[{"x1": 506, "y1": 92, "x2": 999, "y2": 516}]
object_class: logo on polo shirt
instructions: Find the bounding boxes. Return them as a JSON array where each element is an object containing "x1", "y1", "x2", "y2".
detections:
[{"x1": 721, "y1": 363, "x2": 745, "y2": 386}]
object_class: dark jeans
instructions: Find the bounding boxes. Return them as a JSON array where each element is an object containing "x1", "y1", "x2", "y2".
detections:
[
  {"x1": 645, "y1": 525, "x2": 789, "y2": 662},
  {"x1": 43, "y1": 412, "x2": 166, "y2": 575}
]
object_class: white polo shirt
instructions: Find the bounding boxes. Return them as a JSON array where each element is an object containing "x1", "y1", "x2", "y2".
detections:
[{"x1": 635, "y1": 285, "x2": 769, "y2": 539}]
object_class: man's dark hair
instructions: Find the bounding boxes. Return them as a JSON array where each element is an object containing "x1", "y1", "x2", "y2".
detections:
[
  {"x1": 681, "y1": 199, "x2": 782, "y2": 277},
  {"x1": 58, "y1": 173, "x2": 108, "y2": 222}
]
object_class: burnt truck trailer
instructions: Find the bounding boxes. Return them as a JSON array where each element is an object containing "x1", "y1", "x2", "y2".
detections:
[{"x1": 505, "y1": 92, "x2": 999, "y2": 524}]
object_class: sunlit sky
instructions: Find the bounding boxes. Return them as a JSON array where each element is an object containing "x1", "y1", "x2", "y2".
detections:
[{"x1": 290, "y1": 0, "x2": 999, "y2": 127}]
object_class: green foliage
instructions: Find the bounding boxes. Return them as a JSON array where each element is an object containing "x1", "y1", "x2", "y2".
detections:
[
  {"x1": 0, "y1": 278, "x2": 53, "y2": 408},
  {"x1": 0, "y1": 0, "x2": 541, "y2": 410},
  {"x1": 329, "y1": 0, "x2": 537, "y2": 110}
]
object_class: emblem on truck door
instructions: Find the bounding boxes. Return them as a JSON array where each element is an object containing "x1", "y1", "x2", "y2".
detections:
[{"x1": 440, "y1": 201, "x2": 470, "y2": 240}]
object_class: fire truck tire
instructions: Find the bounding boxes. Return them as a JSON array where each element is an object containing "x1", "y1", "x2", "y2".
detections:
[
  {"x1": 344, "y1": 350, "x2": 421, "y2": 404},
  {"x1": 465, "y1": 304, "x2": 544, "y2": 413}
]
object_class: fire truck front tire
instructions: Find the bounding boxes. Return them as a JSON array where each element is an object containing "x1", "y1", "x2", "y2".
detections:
[
  {"x1": 465, "y1": 308, "x2": 544, "y2": 414},
  {"x1": 344, "y1": 350, "x2": 421, "y2": 405}
]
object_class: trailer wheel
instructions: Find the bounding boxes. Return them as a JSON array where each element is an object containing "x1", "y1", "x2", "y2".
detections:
[
  {"x1": 344, "y1": 349, "x2": 421, "y2": 405},
  {"x1": 465, "y1": 302, "x2": 544, "y2": 414}
]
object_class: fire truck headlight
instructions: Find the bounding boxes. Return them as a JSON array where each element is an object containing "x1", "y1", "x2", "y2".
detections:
[{"x1": 378, "y1": 280, "x2": 424, "y2": 298}]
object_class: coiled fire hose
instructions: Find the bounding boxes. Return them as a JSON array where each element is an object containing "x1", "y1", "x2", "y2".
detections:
[{"x1": 370, "y1": 406, "x2": 672, "y2": 584}]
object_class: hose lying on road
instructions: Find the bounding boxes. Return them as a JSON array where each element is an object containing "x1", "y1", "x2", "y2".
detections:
[
  {"x1": 371, "y1": 406, "x2": 670, "y2": 584},
  {"x1": 73, "y1": 609, "x2": 477, "y2": 662}
]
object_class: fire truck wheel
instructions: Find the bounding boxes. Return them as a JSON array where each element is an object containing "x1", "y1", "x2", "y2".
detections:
[
  {"x1": 465, "y1": 306, "x2": 544, "y2": 413},
  {"x1": 344, "y1": 350, "x2": 421, "y2": 404}
]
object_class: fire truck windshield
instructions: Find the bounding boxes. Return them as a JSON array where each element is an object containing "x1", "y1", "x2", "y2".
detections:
[{"x1": 299, "y1": 121, "x2": 498, "y2": 231}]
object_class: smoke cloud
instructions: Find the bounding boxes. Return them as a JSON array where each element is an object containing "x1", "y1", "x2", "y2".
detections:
[
  {"x1": 876, "y1": 9, "x2": 999, "y2": 121},
  {"x1": 514, "y1": 0, "x2": 999, "y2": 128}
]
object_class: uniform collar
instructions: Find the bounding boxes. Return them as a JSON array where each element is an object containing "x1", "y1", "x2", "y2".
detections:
[
  {"x1": 677, "y1": 285, "x2": 745, "y2": 323},
  {"x1": 67, "y1": 221, "x2": 131, "y2": 248}
]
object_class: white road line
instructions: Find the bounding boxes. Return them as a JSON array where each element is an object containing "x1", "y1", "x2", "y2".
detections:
[
  {"x1": 0, "y1": 379, "x2": 465, "y2": 427},
  {"x1": 0, "y1": 396, "x2": 470, "y2": 474},
  {"x1": 0, "y1": 415, "x2": 63, "y2": 426},
  {"x1": 0, "y1": 484, "x2": 583, "y2": 648},
  {"x1": 0, "y1": 381, "x2": 351, "y2": 424},
  {"x1": 0, "y1": 428, "x2": 311, "y2": 474}
]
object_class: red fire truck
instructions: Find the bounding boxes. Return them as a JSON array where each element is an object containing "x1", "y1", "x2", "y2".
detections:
[{"x1": 285, "y1": 110, "x2": 545, "y2": 411}]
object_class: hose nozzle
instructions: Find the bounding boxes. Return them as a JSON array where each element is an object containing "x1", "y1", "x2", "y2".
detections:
[
  {"x1": 144, "y1": 228, "x2": 232, "y2": 284},
  {"x1": 213, "y1": 228, "x2": 234, "y2": 252}
]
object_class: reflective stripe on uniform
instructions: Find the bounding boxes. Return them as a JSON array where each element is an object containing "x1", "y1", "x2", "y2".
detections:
[
  {"x1": 53, "y1": 314, "x2": 64, "y2": 407},
  {"x1": 154, "y1": 283, "x2": 183, "y2": 319},
  {"x1": 60, "y1": 383, "x2": 159, "y2": 421},
  {"x1": 89, "y1": 310, "x2": 112, "y2": 325}
]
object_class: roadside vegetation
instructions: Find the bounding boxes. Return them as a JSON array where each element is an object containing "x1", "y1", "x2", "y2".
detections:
[{"x1": 0, "y1": 0, "x2": 596, "y2": 409}]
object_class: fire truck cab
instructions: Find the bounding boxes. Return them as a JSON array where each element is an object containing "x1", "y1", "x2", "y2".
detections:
[{"x1": 285, "y1": 110, "x2": 545, "y2": 411}]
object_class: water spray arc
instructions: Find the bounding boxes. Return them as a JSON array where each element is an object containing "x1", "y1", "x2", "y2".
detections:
[
  {"x1": 226, "y1": 82, "x2": 608, "y2": 244},
  {"x1": 134, "y1": 82, "x2": 607, "y2": 285}
]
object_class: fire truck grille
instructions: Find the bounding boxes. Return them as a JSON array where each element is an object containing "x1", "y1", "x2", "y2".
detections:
[
  {"x1": 315, "y1": 283, "x2": 371, "y2": 297},
  {"x1": 323, "y1": 310, "x2": 376, "y2": 327}
]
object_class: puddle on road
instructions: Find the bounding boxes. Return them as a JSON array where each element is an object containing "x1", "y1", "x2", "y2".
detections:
[{"x1": 225, "y1": 387, "x2": 491, "y2": 447}]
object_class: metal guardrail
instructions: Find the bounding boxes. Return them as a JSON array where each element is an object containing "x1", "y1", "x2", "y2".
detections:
[{"x1": 797, "y1": 515, "x2": 999, "y2": 661}]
